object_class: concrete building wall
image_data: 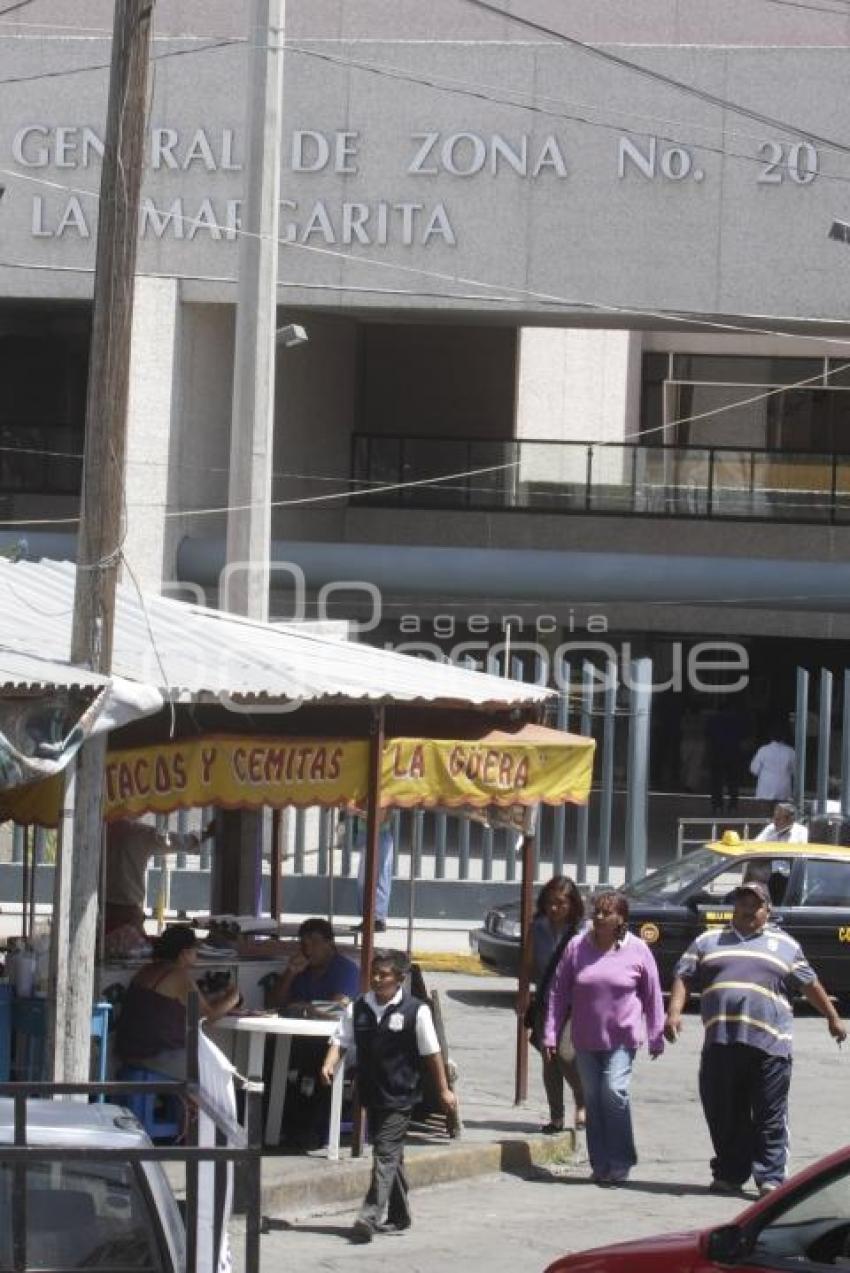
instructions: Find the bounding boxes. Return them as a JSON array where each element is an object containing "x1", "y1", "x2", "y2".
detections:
[
  {"x1": 269, "y1": 311, "x2": 359, "y2": 547},
  {"x1": 164, "y1": 302, "x2": 235, "y2": 588},
  {"x1": 37, "y1": 0, "x2": 850, "y2": 46}
]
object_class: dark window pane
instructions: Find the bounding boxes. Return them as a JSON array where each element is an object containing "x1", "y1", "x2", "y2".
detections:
[{"x1": 672, "y1": 355, "x2": 822, "y2": 385}]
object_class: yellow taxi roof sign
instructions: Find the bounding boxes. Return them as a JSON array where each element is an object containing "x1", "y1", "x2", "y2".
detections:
[{"x1": 721, "y1": 830, "x2": 741, "y2": 846}]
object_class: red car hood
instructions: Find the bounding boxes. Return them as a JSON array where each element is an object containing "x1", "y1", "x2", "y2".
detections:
[{"x1": 545, "y1": 1229, "x2": 703, "y2": 1273}]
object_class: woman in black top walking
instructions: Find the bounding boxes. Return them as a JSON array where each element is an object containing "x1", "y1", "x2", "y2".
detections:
[{"x1": 529, "y1": 875, "x2": 585, "y2": 1133}]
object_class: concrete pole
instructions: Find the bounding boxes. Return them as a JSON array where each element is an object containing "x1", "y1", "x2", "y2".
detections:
[
  {"x1": 223, "y1": 0, "x2": 285, "y2": 912},
  {"x1": 224, "y1": 0, "x2": 285, "y2": 621}
]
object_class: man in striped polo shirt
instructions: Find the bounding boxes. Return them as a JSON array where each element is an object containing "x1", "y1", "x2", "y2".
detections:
[{"x1": 665, "y1": 879, "x2": 846, "y2": 1196}]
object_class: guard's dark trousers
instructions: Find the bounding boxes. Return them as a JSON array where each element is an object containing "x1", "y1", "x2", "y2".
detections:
[
  {"x1": 357, "y1": 1107, "x2": 412, "y2": 1232},
  {"x1": 699, "y1": 1042, "x2": 791, "y2": 1187}
]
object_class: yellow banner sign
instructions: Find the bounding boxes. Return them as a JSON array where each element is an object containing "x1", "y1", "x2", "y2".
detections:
[
  {"x1": 382, "y1": 737, "x2": 594, "y2": 808},
  {"x1": 105, "y1": 737, "x2": 370, "y2": 819},
  {"x1": 0, "y1": 729, "x2": 594, "y2": 825}
]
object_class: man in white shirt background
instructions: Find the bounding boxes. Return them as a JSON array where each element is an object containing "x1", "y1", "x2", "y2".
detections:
[
  {"x1": 755, "y1": 801, "x2": 808, "y2": 844},
  {"x1": 750, "y1": 730, "x2": 796, "y2": 809}
]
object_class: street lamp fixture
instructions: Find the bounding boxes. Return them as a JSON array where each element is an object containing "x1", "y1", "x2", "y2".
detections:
[{"x1": 275, "y1": 323, "x2": 308, "y2": 347}]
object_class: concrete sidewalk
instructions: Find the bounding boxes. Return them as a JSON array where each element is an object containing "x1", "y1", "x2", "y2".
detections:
[{"x1": 193, "y1": 972, "x2": 579, "y2": 1219}]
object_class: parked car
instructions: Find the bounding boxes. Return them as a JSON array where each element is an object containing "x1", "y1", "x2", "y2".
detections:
[
  {"x1": 544, "y1": 1141, "x2": 850, "y2": 1272},
  {"x1": 0, "y1": 1099, "x2": 185, "y2": 1271},
  {"x1": 470, "y1": 838, "x2": 850, "y2": 1005}
]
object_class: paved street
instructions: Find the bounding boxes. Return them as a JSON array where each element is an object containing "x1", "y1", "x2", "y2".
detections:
[{"x1": 234, "y1": 973, "x2": 850, "y2": 1271}]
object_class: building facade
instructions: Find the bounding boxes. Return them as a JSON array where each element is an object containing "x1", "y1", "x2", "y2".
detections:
[{"x1": 4, "y1": 1, "x2": 850, "y2": 786}]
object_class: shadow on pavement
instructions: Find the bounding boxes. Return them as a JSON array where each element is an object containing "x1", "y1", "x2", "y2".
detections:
[
  {"x1": 263, "y1": 1219, "x2": 353, "y2": 1239},
  {"x1": 460, "y1": 1117, "x2": 541, "y2": 1134},
  {"x1": 446, "y1": 988, "x2": 517, "y2": 1009},
  {"x1": 530, "y1": 1171, "x2": 729, "y2": 1198}
]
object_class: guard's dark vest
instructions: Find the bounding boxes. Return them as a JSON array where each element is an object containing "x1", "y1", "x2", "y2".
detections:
[{"x1": 353, "y1": 991, "x2": 423, "y2": 1110}]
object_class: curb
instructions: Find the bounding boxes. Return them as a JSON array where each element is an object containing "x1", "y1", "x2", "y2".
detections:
[{"x1": 255, "y1": 1129, "x2": 578, "y2": 1219}]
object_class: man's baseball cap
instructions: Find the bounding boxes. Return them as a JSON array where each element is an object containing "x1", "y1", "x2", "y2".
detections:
[{"x1": 732, "y1": 880, "x2": 771, "y2": 906}]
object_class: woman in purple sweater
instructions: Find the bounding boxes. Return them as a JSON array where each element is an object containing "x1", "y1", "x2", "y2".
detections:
[{"x1": 543, "y1": 891, "x2": 664, "y2": 1186}]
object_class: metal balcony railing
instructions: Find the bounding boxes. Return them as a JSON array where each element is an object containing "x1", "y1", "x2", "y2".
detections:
[{"x1": 351, "y1": 435, "x2": 850, "y2": 524}]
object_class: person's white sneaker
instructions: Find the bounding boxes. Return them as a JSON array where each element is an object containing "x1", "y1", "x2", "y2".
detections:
[{"x1": 758, "y1": 1182, "x2": 778, "y2": 1197}]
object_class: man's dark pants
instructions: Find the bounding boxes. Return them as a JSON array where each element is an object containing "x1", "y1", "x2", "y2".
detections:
[
  {"x1": 357, "y1": 1107, "x2": 412, "y2": 1231},
  {"x1": 699, "y1": 1042, "x2": 792, "y2": 1187}
]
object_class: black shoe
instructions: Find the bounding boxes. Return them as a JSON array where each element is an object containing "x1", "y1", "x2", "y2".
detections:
[
  {"x1": 351, "y1": 919, "x2": 387, "y2": 933},
  {"x1": 376, "y1": 1218, "x2": 411, "y2": 1235},
  {"x1": 350, "y1": 1221, "x2": 373, "y2": 1244},
  {"x1": 541, "y1": 1122, "x2": 565, "y2": 1135}
]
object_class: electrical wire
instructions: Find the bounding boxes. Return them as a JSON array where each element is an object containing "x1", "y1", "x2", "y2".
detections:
[
  {"x1": 0, "y1": 0, "x2": 34, "y2": 17},
  {"x1": 460, "y1": 0, "x2": 850, "y2": 156},
  {"x1": 5, "y1": 24, "x2": 850, "y2": 187},
  {"x1": 6, "y1": 154, "x2": 850, "y2": 349}
]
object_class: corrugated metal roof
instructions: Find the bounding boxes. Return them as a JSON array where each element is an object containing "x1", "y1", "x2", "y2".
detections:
[
  {"x1": 0, "y1": 560, "x2": 551, "y2": 709},
  {"x1": 0, "y1": 646, "x2": 109, "y2": 694}
]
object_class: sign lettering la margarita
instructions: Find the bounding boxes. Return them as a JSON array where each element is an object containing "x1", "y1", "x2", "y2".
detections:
[{"x1": 11, "y1": 121, "x2": 823, "y2": 249}]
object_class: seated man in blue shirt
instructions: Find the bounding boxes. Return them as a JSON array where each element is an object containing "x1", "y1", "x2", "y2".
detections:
[
  {"x1": 266, "y1": 918, "x2": 359, "y2": 1149},
  {"x1": 267, "y1": 917, "x2": 359, "y2": 1016}
]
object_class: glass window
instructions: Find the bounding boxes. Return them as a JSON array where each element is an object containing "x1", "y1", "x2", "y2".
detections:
[
  {"x1": 799, "y1": 859, "x2": 850, "y2": 908},
  {"x1": 749, "y1": 1160, "x2": 850, "y2": 1266},
  {"x1": 0, "y1": 1161, "x2": 165, "y2": 1270},
  {"x1": 696, "y1": 857, "x2": 792, "y2": 904},
  {"x1": 625, "y1": 847, "x2": 722, "y2": 898}
]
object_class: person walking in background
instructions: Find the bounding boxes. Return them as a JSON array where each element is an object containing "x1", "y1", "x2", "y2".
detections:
[
  {"x1": 528, "y1": 875, "x2": 585, "y2": 1134},
  {"x1": 750, "y1": 727, "x2": 796, "y2": 805},
  {"x1": 705, "y1": 702, "x2": 746, "y2": 813},
  {"x1": 755, "y1": 801, "x2": 807, "y2": 844},
  {"x1": 354, "y1": 815, "x2": 395, "y2": 933},
  {"x1": 321, "y1": 949, "x2": 457, "y2": 1244},
  {"x1": 543, "y1": 891, "x2": 665, "y2": 1187},
  {"x1": 665, "y1": 879, "x2": 846, "y2": 1196}
]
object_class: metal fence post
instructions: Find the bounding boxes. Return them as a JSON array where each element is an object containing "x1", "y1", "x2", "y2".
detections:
[
  {"x1": 551, "y1": 676, "x2": 570, "y2": 875},
  {"x1": 843, "y1": 671, "x2": 850, "y2": 817},
  {"x1": 795, "y1": 668, "x2": 809, "y2": 811},
  {"x1": 625, "y1": 657, "x2": 652, "y2": 883},
  {"x1": 575, "y1": 662, "x2": 593, "y2": 885},
  {"x1": 597, "y1": 661, "x2": 616, "y2": 884},
  {"x1": 817, "y1": 669, "x2": 833, "y2": 815}
]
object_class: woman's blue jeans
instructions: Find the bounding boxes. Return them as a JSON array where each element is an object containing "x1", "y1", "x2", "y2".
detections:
[{"x1": 575, "y1": 1047, "x2": 637, "y2": 1181}]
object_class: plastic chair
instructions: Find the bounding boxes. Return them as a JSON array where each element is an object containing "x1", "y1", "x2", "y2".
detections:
[
  {"x1": 89, "y1": 1002, "x2": 111, "y2": 1101},
  {"x1": 115, "y1": 1064, "x2": 182, "y2": 1142}
]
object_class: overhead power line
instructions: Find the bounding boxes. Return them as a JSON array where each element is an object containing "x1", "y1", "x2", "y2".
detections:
[{"x1": 461, "y1": 0, "x2": 850, "y2": 158}]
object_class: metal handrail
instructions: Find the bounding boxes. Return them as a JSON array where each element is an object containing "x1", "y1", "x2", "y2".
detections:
[
  {"x1": 675, "y1": 816, "x2": 769, "y2": 859},
  {"x1": 0, "y1": 995, "x2": 262, "y2": 1273},
  {"x1": 351, "y1": 433, "x2": 850, "y2": 525}
]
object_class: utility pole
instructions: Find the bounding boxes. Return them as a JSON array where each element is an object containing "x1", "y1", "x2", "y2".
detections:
[{"x1": 51, "y1": 0, "x2": 154, "y2": 1082}]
